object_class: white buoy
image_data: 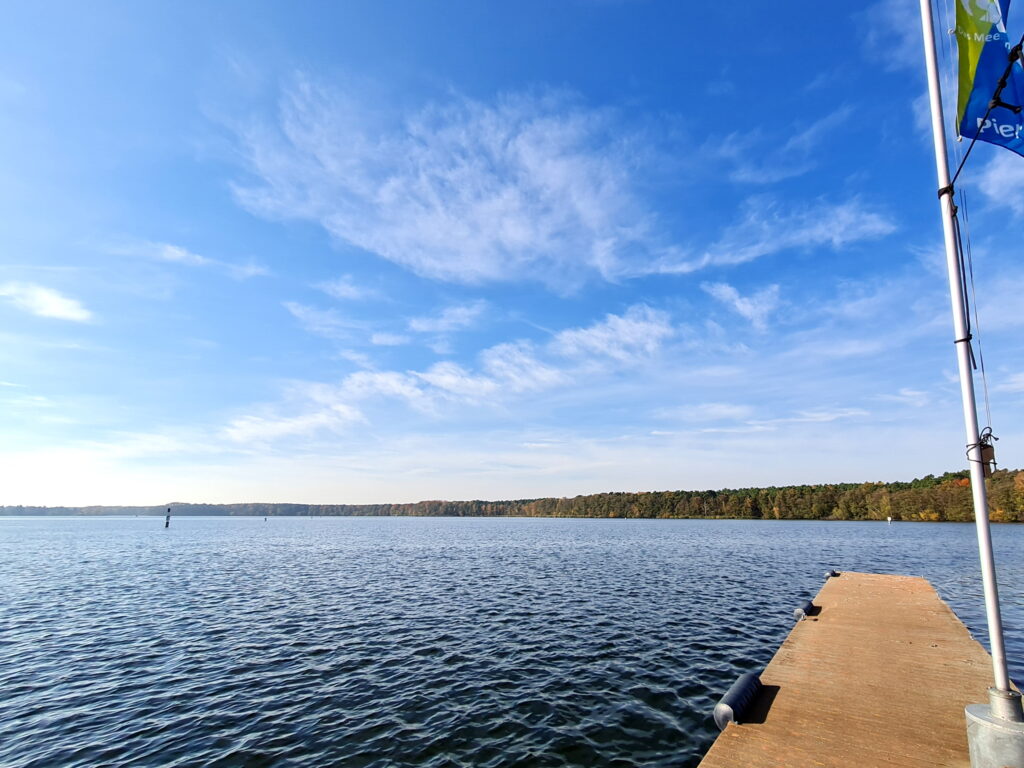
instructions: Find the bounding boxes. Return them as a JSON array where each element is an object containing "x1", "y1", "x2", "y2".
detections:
[{"x1": 887, "y1": 516, "x2": 892, "y2": 525}]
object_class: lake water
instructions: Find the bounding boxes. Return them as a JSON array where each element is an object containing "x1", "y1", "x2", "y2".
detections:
[{"x1": 0, "y1": 517, "x2": 1021, "y2": 768}]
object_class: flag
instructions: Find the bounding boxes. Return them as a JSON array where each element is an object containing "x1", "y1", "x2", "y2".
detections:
[{"x1": 957, "y1": 0, "x2": 1024, "y2": 156}]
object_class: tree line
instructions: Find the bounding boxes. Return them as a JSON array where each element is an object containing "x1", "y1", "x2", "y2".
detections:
[{"x1": 4, "y1": 468, "x2": 1024, "y2": 522}]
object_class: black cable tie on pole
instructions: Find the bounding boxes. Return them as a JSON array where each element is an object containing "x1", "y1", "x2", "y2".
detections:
[
  {"x1": 938, "y1": 183, "x2": 955, "y2": 199},
  {"x1": 954, "y1": 334, "x2": 978, "y2": 368}
]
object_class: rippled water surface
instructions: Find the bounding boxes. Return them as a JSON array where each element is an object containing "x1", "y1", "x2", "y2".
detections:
[{"x1": 1, "y1": 517, "x2": 1021, "y2": 768}]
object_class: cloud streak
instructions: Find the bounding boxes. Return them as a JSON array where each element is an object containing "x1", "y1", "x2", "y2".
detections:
[
  {"x1": 223, "y1": 304, "x2": 672, "y2": 442},
  {"x1": 702, "y1": 282, "x2": 780, "y2": 330},
  {"x1": 284, "y1": 302, "x2": 361, "y2": 339},
  {"x1": 651, "y1": 198, "x2": 895, "y2": 274},
  {"x1": 722, "y1": 106, "x2": 854, "y2": 184},
  {"x1": 116, "y1": 241, "x2": 269, "y2": 280},
  {"x1": 975, "y1": 156, "x2": 1024, "y2": 216},
  {"x1": 0, "y1": 282, "x2": 93, "y2": 322},
  {"x1": 318, "y1": 275, "x2": 376, "y2": 300},
  {"x1": 409, "y1": 300, "x2": 488, "y2": 333},
  {"x1": 232, "y1": 80, "x2": 899, "y2": 289},
  {"x1": 552, "y1": 305, "x2": 674, "y2": 363},
  {"x1": 861, "y1": 0, "x2": 923, "y2": 73}
]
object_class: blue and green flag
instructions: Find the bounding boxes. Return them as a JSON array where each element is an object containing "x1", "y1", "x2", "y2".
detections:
[{"x1": 957, "y1": 0, "x2": 1024, "y2": 156}]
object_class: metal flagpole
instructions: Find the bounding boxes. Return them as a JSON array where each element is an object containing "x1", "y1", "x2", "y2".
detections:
[
  {"x1": 919, "y1": 11, "x2": 1024, "y2": 763},
  {"x1": 917, "y1": 0, "x2": 1014, "y2": 699}
]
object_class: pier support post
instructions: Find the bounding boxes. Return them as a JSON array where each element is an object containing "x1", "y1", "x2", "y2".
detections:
[{"x1": 966, "y1": 689, "x2": 1024, "y2": 768}]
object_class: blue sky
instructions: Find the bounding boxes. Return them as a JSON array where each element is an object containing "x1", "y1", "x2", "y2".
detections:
[{"x1": 3, "y1": 0, "x2": 1024, "y2": 505}]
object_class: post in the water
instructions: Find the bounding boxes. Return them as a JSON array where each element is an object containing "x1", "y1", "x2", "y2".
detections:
[{"x1": 165, "y1": 507, "x2": 170, "y2": 528}]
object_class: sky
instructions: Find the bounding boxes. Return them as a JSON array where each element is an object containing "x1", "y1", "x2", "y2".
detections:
[{"x1": 3, "y1": 0, "x2": 1024, "y2": 506}]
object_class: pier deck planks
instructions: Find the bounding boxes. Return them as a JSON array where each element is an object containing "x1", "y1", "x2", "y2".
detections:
[{"x1": 697, "y1": 572, "x2": 998, "y2": 768}]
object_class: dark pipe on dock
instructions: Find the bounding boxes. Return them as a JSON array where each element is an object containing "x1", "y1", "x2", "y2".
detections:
[{"x1": 713, "y1": 672, "x2": 762, "y2": 731}]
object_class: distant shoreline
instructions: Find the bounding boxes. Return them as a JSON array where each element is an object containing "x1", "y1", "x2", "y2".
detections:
[
  {"x1": 2, "y1": 514, "x2": 1012, "y2": 523},
  {"x1": 4, "y1": 468, "x2": 1023, "y2": 522}
]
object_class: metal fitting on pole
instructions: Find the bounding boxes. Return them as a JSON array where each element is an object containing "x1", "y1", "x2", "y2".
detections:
[{"x1": 988, "y1": 688, "x2": 1024, "y2": 724}]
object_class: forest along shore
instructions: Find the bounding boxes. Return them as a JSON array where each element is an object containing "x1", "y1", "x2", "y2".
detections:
[{"x1": 4, "y1": 469, "x2": 1024, "y2": 522}]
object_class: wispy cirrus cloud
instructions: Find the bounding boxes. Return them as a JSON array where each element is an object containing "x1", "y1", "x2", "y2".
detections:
[
  {"x1": 650, "y1": 198, "x2": 895, "y2": 275},
  {"x1": 114, "y1": 241, "x2": 269, "y2": 280},
  {"x1": 860, "y1": 0, "x2": 923, "y2": 73},
  {"x1": 759, "y1": 408, "x2": 869, "y2": 424},
  {"x1": 283, "y1": 301, "x2": 361, "y2": 339},
  {"x1": 233, "y1": 80, "x2": 662, "y2": 289},
  {"x1": 718, "y1": 106, "x2": 854, "y2": 184},
  {"x1": 708, "y1": 197, "x2": 895, "y2": 267},
  {"x1": 224, "y1": 407, "x2": 364, "y2": 443},
  {"x1": 994, "y1": 372, "x2": 1024, "y2": 393},
  {"x1": 232, "y1": 79, "x2": 899, "y2": 289},
  {"x1": 409, "y1": 300, "x2": 488, "y2": 333},
  {"x1": 481, "y1": 341, "x2": 566, "y2": 392},
  {"x1": 825, "y1": 278, "x2": 911, "y2": 320},
  {"x1": 318, "y1": 275, "x2": 376, "y2": 300},
  {"x1": 223, "y1": 304, "x2": 671, "y2": 443},
  {"x1": 702, "y1": 281, "x2": 780, "y2": 330},
  {"x1": 665, "y1": 406, "x2": 868, "y2": 435},
  {"x1": 877, "y1": 388, "x2": 930, "y2": 407},
  {"x1": 697, "y1": 408, "x2": 869, "y2": 434},
  {"x1": 658, "y1": 402, "x2": 755, "y2": 422},
  {"x1": 975, "y1": 155, "x2": 1024, "y2": 216},
  {"x1": 370, "y1": 332, "x2": 410, "y2": 346},
  {"x1": 415, "y1": 362, "x2": 498, "y2": 401},
  {"x1": 552, "y1": 304, "x2": 674, "y2": 363},
  {"x1": 0, "y1": 282, "x2": 93, "y2": 322}
]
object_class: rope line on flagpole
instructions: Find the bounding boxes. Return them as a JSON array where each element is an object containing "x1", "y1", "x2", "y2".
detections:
[
  {"x1": 939, "y1": 180, "x2": 1000, "y2": 442},
  {"x1": 946, "y1": 195, "x2": 1000, "y2": 465},
  {"x1": 959, "y1": 188, "x2": 994, "y2": 430},
  {"x1": 947, "y1": 200, "x2": 977, "y2": 363}
]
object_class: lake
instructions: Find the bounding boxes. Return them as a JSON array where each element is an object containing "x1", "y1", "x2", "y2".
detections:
[{"x1": 0, "y1": 517, "x2": 1020, "y2": 767}]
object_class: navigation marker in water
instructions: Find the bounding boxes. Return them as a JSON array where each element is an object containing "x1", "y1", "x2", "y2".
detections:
[{"x1": 165, "y1": 508, "x2": 170, "y2": 528}]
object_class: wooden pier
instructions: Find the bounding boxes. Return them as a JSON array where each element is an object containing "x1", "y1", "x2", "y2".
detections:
[{"x1": 698, "y1": 572, "x2": 998, "y2": 768}]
